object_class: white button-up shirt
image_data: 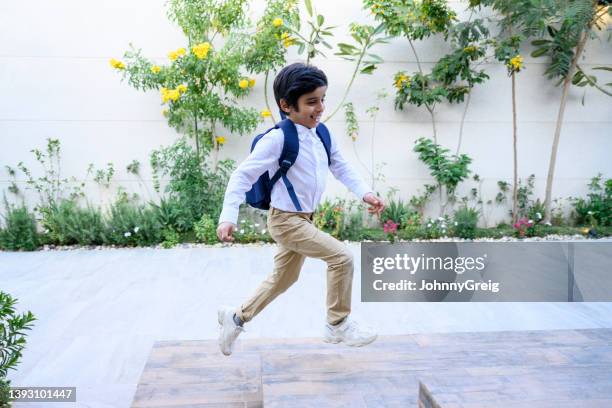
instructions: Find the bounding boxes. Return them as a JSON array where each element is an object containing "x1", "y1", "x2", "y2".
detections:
[{"x1": 219, "y1": 122, "x2": 372, "y2": 225}]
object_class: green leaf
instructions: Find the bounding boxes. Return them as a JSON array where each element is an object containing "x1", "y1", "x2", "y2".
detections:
[
  {"x1": 304, "y1": 0, "x2": 313, "y2": 16},
  {"x1": 593, "y1": 66, "x2": 612, "y2": 72},
  {"x1": 531, "y1": 40, "x2": 550, "y2": 46},
  {"x1": 572, "y1": 71, "x2": 583, "y2": 84},
  {"x1": 317, "y1": 14, "x2": 324, "y2": 26},
  {"x1": 531, "y1": 48, "x2": 548, "y2": 58},
  {"x1": 360, "y1": 64, "x2": 377, "y2": 74}
]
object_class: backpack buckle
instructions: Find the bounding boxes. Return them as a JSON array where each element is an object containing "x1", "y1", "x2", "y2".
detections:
[{"x1": 279, "y1": 159, "x2": 292, "y2": 172}]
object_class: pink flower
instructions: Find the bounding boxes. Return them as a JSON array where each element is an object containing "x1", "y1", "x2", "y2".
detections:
[{"x1": 383, "y1": 220, "x2": 398, "y2": 234}]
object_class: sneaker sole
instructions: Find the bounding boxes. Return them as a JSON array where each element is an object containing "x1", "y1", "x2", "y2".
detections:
[
  {"x1": 324, "y1": 334, "x2": 378, "y2": 347},
  {"x1": 346, "y1": 334, "x2": 377, "y2": 347},
  {"x1": 322, "y1": 336, "x2": 342, "y2": 344}
]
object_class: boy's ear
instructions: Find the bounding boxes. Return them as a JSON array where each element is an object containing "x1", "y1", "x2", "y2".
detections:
[{"x1": 279, "y1": 98, "x2": 291, "y2": 114}]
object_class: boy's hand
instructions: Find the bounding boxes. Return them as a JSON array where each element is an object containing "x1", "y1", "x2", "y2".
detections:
[
  {"x1": 217, "y1": 222, "x2": 236, "y2": 242},
  {"x1": 363, "y1": 192, "x2": 385, "y2": 217}
]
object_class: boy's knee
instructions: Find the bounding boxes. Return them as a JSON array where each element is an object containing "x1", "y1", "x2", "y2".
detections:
[{"x1": 333, "y1": 249, "x2": 354, "y2": 271}]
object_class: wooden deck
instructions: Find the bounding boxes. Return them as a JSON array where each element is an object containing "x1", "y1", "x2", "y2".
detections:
[{"x1": 131, "y1": 328, "x2": 612, "y2": 407}]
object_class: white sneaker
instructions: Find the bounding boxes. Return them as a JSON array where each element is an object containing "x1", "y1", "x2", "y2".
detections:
[
  {"x1": 217, "y1": 306, "x2": 244, "y2": 356},
  {"x1": 323, "y1": 317, "x2": 377, "y2": 347}
]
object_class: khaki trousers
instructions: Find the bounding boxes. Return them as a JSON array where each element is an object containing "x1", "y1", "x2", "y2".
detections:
[{"x1": 236, "y1": 207, "x2": 354, "y2": 325}]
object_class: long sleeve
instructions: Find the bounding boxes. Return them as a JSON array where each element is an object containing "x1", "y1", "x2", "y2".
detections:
[
  {"x1": 218, "y1": 129, "x2": 283, "y2": 225},
  {"x1": 328, "y1": 132, "x2": 372, "y2": 201}
]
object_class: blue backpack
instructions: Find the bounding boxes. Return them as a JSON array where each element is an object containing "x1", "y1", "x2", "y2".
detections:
[{"x1": 245, "y1": 118, "x2": 332, "y2": 211}]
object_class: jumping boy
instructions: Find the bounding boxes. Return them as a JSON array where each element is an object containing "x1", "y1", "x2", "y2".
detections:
[{"x1": 216, "y1": 62, "x2": 385, "y2": 356}]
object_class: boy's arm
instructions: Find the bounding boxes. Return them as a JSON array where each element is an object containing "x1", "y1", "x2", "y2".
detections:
[
  {"x1": 218, "y1": 129, "x2": 282, "y2": 226},
  {"x1": 328, "y1": 132, "x2": 385, "y2": 216}
]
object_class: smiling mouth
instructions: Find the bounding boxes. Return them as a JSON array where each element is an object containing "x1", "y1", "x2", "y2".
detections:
[{"x1": 311, "y1": 115, "x2": 321, "y2": 121}]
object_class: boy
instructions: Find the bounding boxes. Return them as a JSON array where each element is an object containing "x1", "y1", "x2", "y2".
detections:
[{"x1": 216, "y1": 63, "x2": 385, "y2": 356}]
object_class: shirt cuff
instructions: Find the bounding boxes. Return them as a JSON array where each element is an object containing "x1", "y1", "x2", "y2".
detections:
[
  {"x1": 353, "y1": 183, "x2": 373, "y2": 202},
  {"x1": 218, "y1": 206, "x2": 239, "y2": 226}
]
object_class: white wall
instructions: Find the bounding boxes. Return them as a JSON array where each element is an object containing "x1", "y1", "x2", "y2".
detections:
[{"x1": 1, "y1": 0, "x2": 611, "y2": 226}]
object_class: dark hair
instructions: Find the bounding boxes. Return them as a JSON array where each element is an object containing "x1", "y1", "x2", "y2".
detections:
[{"x1": 273, "y1": 63, "x2": 327, "y2": 114}]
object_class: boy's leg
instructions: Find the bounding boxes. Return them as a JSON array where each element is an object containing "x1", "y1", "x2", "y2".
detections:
[
  {"x1": 267, "y1": 208, "x2": 354, "y2": 325},
  {"x1": 236, "y1": 243, "x2": 306, "y2": 323}
]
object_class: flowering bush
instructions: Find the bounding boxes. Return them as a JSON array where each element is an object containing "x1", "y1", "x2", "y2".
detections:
[
  {"x1": 234, "y1": 218, "x2": 270, "y2": 243},
  {"x1": 423, "y1": 215, "x2": 452, "y2": 239},
  {"x1": 110, "y1": 0, "x2": 299, "y2": 158},
  {"x1": 383, "y1": 219, "x2": 398, "y2": 243},
  {"x1": 513, "y1": 217, "x2": 535, "y2": 238}
]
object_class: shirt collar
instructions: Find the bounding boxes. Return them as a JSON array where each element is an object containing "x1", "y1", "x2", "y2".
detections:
[{"x1": 294, "y1": 122, "x2": 317, "y2": 141}]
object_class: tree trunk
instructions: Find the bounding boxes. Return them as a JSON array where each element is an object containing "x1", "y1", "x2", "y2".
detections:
[
  {"x1": 511, "y1": 71, "x2": 519, "y2": 225},
  {"x1": 543, "y1": 29, "x2": 589, "y2": 224}
]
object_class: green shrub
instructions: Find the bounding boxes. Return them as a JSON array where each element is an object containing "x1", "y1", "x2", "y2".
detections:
[
  {"x1": 572, "y1": 174, "x2": 611, "y2": 227},
  {"x1": 150, "y1": 197, "x2": 192, "y2": 233},
  {"x1": 381, "y1": 199, "x2": 410, "y2": 228},
  {"x1": 314, "y1": 199, "x2": 346, "y2": 238},
  {"x1": 0, "y1": 291, "x2": 36, "y2": 407},
  {"x1": 150, "y1": 139, "x2": 234, "y2": 230},
  {"x1": 234, "y1": 218, "x2": 271, "y2": 243},
  {"x1": 453, "y1": 206, "x2": 479, "y2": 239},
  {"x1": 161, "y1": 229, "x2": 180, "y2": 248},
  {"x1": 0, "y1": 201, "x2": 39, "y2": 251},
  {"x1": 104, "y1": 198, "x2": 163, "y2": 246},
  {"x1": 423, "y1": 216, "x2": 451, "y2": 239},
  {"x1": 194, "y1": 213, "x2": 218, "y2": 244},
  {"x1": 39, "y1": 200, "x2": 105, "y2": 246}
]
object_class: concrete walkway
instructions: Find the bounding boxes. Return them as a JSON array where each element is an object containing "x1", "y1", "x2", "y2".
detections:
[{"x1": 2, "y1": 243, "x2": 612, "y2": 407}]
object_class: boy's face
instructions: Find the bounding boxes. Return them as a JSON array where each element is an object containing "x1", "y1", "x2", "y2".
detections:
[{"x1": 281, "y1": 86, "x2": 327, "y2": 129}]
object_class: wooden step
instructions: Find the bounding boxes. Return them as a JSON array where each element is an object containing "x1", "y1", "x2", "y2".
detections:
[{"x1": 131, "y1": 328, "x2": 612, "y2": 407}]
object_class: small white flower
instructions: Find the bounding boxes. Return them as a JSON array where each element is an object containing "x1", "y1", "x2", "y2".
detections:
[
  {"x1": 588, "y1": 211, "x2": 593, "y2": 215},
  {"x1": 240, "y1": 219, "x2": 246, "y2": 223},
  {"x1": 535, "y1": 212, "x2": 542, "y2": 220},
  {"x1": 261, "y1": 229, "x2": 267, "y2": 234},
  {"x1": 44, "y1": 228, "x2": 50, "y2": 233},
  {"x1": 134, "y1": 226, "x2": 140, "y2": 233},
  {"x1": 124, "y1": 232, "x2": 132, "y2": 238},
  {"x1": 239, "y1": 229, "x2": 245, "y2": 234},
  {"x1": 454, "y1": 221, "x2": 458, "y2": 226},
  {"x1": 545, "y1": 222, "x2": 552, "y2": 226},
  {"x1": 254, "y1": 223, "x2": 260, "y2": 227},
  {"x1": 438, "y1": 217, "x2": 444, "y2": 221},
  {"x1": 528, "y1": 220, "x2": 533, "y2": 224},
  {"x1": 427, "y1": 223, "x2": 432, "y2": 228}
]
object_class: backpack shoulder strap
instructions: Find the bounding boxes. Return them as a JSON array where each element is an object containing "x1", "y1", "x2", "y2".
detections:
[
  {"x1": 276, "y1": 119, "x2": 299, "y2": 169},
  {"x1": 269, "y1": 119, "x2": 303, "y2": 211},
  {"x1": 250, "y1": 124, "x2": 280, "y2": 152},
  {"x1": 315, "y1": 122, "x2": 332, "y2": 166}
]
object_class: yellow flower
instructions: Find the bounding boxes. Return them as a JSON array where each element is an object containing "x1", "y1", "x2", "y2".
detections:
[
  {"x1": 273, "y1": 17, "x2": 283, "y2": 27},
  {"x1": 109, "y1": 58, "x2": 125, "y2": 70},
  {"x1": 394, "y1": 73, "x2": 410, "y2": 89},
  {"x1": 192, "y1": 42, "x2": 211, "y2": 59},
  {"x1": 162, "y1": 109, "x2": 169, "y2": 117},
  {"x1": 261, "y1": 109, "x2": 272, "y2": 118},
  {"x1": 249, "y1": 78, "x2": 255, "y2": 88},
  {"x1": 508, "y1": 55, "x2": 524, "y2": 71},
  {"x1": 216, "y1": 136, "x2": 226, "y2": 145},
  {"x1": 161, "y1": 87, "x2": 181, "y2": 103},
  {"x1": 282, "y1": 36, "x2": 296, "y2": 48},
  {"x1": 463, "y1": 45, "x2": 477, "y2": 53},
  {"x1": 281, "y1": 31, "x2": 290, "y2": 40},
  {"x1": 150, "y1": 65, "x2": 161, "y2": 74},
  {"x1": 168, "y1": 47, "x2": 186, "y2": 61},
  {"x1": 177, "y1": 84, "x2": 188, "y2": 93},
  {"x1": 239, "y1": 79, "x2": 249, "y2": 89}
]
